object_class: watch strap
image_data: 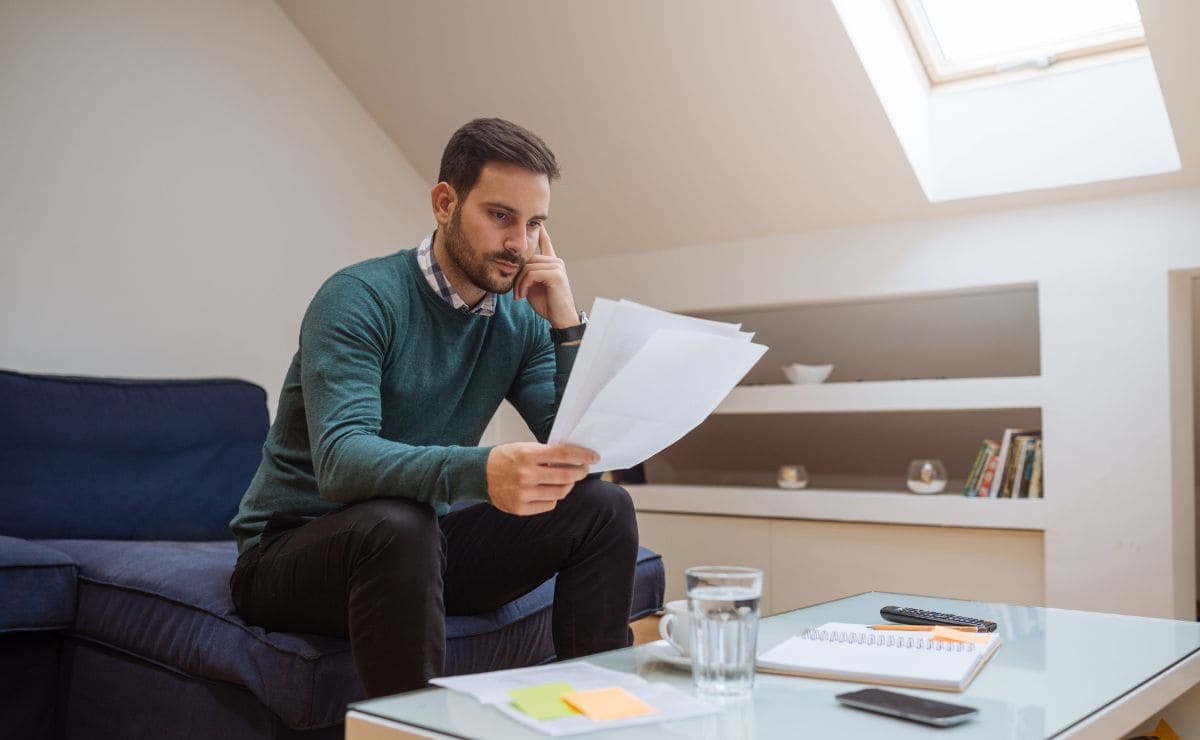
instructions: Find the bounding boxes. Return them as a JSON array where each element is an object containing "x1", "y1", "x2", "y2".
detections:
[{"x1": 549, "y1": 311, "x2": 588, "y2": 344}]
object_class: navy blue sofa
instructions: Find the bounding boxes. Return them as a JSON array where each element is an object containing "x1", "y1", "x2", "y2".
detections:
[{"x1": 0, "y1": 369, "x2": 665, "y2": 739}]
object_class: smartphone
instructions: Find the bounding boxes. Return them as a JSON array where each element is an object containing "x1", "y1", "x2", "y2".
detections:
[{"x1": 836, "y1": 688, "x2": 979, "y2": 727}]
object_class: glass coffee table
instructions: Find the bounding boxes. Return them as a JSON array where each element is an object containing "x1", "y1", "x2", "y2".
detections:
[{"x1": 346, "y1": 591, "x2": 1200, "y2": 739}]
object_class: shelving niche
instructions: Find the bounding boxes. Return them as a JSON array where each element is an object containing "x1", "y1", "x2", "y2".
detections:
[{"x1": 627, "y1": 283, "x2": 1048, "y2": 612}]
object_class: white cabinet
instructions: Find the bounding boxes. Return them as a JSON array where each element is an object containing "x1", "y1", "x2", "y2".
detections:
[{"x1": 639, "y1": 510, "x2": 1045, "y2": 615}]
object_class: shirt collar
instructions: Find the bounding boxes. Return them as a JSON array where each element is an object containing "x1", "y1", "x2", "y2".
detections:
[{"x1": 416, "y1": 233, "x2": 496, "y2": 316}]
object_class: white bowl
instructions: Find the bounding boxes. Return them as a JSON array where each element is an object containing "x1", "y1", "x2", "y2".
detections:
[{"x1": 782, "y1": 363, "x2": 833, "y2": 385}]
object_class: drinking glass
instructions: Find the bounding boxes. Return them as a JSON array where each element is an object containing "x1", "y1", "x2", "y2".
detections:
[{"x1": 685, "y1": 566, "x2": 763, "y2": 697}]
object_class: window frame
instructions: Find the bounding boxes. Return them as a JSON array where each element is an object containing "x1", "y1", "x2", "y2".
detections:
[{"x1": 895, "y1": 0, "x2": 1146, "y2": 85}]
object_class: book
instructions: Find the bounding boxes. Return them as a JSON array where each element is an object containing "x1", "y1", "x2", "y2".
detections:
[
  {"x1": 1016, "y1": 438, "x2": 1039, "y2": 498},
  {"x1": 961, "y1": 444, "x2": 983, "y2": 496},
  {"x1": 1027, "y1": 439, "x2": 1044, "y2": 498},
  {"x1": 963, "y1": 439, "x2": 998, "y2": 497},
  {"x1": 998, "y1": 436, "x2": 1021, "y2": 498},
  {"x1": 962, "y1": 441, "x2": 985, "y2": 496},
  {"x1": 976, "y1": 450, "x2": 1001, "y2": 498},
  {"x1": 988, "y1": 428, "x2": 1038, "y2": 498},
  {"x1": 1001, "y1": 431, "x2": 1041, "y2": 498},
  {"x1": 1000, "y1": 436, "x2": 1028, "y2": 498},
  {"x1": 756, "y1": 623, "x2": 1002, "y2": 692},
  {"x1": 985, "y1": 429, "x2": 1018, "y2": 498}
]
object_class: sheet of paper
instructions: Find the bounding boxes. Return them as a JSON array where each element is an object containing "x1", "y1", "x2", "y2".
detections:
[
  {"x1": 432, "y1": 661, "x2": 719, "y2": 736},
  {"x1": 507, "y1": 682, "x2": 580, "y2": 720},
  {"x1": 551, "y1": 298, "x2": 754, "y2": 447},
  {"x1": 431, "y1": 662, "x2": 643, "y2": 705},
  {"x1": 561, "y1": 686, "x2": 655, "y2": 721},
  {"x1": 567, "y1": 329, "x2": 766, "y2": 471},
  {"x1": 494, "y1": 682, "x2": 716, "y2": 737},
  {"x1": 549, "y1": 298, "x2": 766, "y2": 471}
]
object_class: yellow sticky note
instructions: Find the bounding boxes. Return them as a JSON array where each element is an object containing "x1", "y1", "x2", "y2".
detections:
[
  {"x1": 507, "y1": 682, "x2": 581, "y2": 721},
  {"x1": 930, "y1": 626, "x2": 992, "y2": 645},
  {"x1": 561, "y1": 686, "x2": 656, "y2": 722}
]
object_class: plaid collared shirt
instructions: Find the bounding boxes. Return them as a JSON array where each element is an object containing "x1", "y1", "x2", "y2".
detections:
[{"x1": 416, "y1": 233, "x2": 496, "y2": 316}]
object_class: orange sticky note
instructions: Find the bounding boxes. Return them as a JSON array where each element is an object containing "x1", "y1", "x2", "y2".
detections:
[
  {"x1": 1154, "y1": 718, "x2": 1180, "y2": 740},
  {"x1": 561, "y1": 686, "x2": 656, "y2": 722},
  {"x1": 930, "y1": 625, "x2": 992, "y2": 645}
]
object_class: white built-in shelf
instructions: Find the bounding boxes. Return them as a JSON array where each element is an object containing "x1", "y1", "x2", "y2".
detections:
[
  {"x1": 717, "y1": 376, "x2": 1042, "y2": 414},
  {"x1": 627, "y1": 484, "x2": 1046, "y2": 531}
]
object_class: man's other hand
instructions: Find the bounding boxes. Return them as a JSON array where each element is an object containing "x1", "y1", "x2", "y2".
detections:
[
  {"x1": 486, "y1": 442, "x2": 599, "y2": 515},
  {"x1": 514, "y1": 225, "x2": 579, "y2": 332}
]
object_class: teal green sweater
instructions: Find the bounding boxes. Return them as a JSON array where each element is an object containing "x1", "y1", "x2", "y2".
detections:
[{"x1": 230, "y1": 248, "x2": 577, "y2": 554}]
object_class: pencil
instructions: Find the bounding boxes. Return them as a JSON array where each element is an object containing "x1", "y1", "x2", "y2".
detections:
[{"x1": 868, "y1": 624, "x2": 981, "y2": 632}]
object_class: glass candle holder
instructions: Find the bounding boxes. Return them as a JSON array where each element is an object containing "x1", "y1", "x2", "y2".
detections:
[
  {"x1": 777, "y1": 464, "x2": 808, "y2": 490},
  {"x1": 906, "y1": 459, "x2": 947, "y2": 494}
]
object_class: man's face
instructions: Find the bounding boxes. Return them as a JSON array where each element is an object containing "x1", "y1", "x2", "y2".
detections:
[{"x1": 441, "y1": 161, "x2": 551, "y2": 295}]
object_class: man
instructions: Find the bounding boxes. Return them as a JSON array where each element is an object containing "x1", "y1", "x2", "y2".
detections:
[{"x1": 229, "y1": 118, "x2": 638, "y2": 698}]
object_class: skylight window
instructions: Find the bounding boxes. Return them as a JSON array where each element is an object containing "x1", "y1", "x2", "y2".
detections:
[{"x1": 897, "y1": 0, "x2": 1145, "y2": 84}]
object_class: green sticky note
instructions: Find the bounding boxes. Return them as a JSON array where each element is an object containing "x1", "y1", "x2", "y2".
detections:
[
  {"x1": 506, "y1": 681, "x2": 580, "y2": 719},
  {"x1": 507, "y1": 681, "x2": 581, "y2": 721}
]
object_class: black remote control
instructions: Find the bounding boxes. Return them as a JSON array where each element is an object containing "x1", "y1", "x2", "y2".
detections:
[{"x1": 880, "y1": 605, "x2": 998, "y2": 632}]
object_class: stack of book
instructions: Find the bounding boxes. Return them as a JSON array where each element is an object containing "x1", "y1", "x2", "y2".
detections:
[{"x1": 962, "y1": 429, "x2": 1043, "y2": 498}]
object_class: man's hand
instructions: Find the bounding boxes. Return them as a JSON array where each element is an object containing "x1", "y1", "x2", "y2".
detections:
[
  {"x1": 514, "y1": 226, "x2": 579, "y2": 331},
  {"x1": 486, "y1": 442, "x2": 599, "y2": 515}
]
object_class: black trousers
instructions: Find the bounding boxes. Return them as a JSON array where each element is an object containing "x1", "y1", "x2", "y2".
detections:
[{"x1": 229, "y1": 478, "x2": 639, "y2": 698}]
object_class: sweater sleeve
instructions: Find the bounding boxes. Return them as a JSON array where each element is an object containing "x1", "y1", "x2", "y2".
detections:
[
  {"x1": 300, "y1": 274, "x2": 490, "y2": 507},
  {"x1": 506, "y1": 322, "x2": 579, "y2": 443}
]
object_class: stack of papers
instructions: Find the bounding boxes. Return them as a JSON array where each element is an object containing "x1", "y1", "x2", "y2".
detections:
[
  {"x1": 432, "y1": 662, "x2": 717, "y2": 736},
  {"x1": 549, "y1": 298, "x2": 768, "y2": 471}
]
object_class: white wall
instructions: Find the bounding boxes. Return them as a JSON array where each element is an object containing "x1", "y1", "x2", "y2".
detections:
[
  {"x1": 0, "y1": 0, "x2": 431, "y2": 413},
  {"x1": 569, "y1": 187, "x2": 1200, "y2": 619}
]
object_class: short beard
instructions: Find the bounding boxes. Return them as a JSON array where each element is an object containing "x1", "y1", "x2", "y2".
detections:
[{"x1": 442, "y1": 206, "x2": 524, "y2": 295}]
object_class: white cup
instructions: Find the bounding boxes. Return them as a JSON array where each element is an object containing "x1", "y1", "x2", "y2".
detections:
[{"x1": 658, "y1": 599, "x2": 691, "y2": 656}]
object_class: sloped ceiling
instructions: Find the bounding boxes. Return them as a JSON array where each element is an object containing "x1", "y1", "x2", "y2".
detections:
[{"x1": 276, "y1": 0, "x2": 1198, "y2": 259}]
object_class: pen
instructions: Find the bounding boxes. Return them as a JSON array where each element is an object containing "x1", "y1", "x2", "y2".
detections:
[{"x1": 868, "y1": 624, "x2": 981, "y2": 633}]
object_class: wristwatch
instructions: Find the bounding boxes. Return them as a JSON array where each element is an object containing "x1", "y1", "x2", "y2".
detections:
[{"x1": 549, "y1": 310, "x2": 588, "y2": 344}]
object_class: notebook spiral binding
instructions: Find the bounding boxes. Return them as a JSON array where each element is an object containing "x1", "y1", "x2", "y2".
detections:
[{"x1": 799, "y1": 628, "x2": 976, "y2": 652}]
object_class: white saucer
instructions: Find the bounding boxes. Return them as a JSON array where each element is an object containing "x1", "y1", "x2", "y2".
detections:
[{"x1": 642, "y1": 639, "x2": 692, "y2": 669}]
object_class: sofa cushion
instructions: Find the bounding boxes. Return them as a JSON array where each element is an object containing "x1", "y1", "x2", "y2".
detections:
[
  {"x1": 0, "y1": 370, "x2": 268, "y2": 540},
  {"x1": 42, "y1": 539, "x2": 664, "y2": 730},
  {"x1": 0, "y1": 536, "x2": 77, "y2": 633}
]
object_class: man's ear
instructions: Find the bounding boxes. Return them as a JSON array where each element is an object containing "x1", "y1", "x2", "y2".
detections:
[{"x1": 431, "y1": 182, "x2": 457, "y2": 226}]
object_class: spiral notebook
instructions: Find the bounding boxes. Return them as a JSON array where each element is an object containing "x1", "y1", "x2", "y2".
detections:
[{"x1": 756, "y1": 623, "x2": 1001, "y2": 692}]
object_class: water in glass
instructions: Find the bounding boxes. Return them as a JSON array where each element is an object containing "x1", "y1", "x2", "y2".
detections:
[{"x1": 686, "y1": 567, "x2": 763, "y2": 697}]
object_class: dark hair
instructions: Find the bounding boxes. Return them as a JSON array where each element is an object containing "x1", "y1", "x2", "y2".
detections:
[{"x1": 437, "y1": 118, "x2": 559, "y2": 197}]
